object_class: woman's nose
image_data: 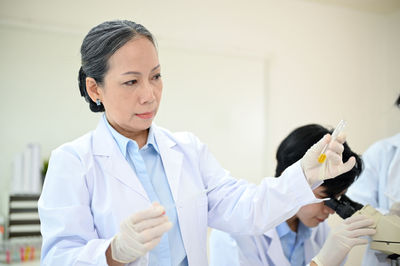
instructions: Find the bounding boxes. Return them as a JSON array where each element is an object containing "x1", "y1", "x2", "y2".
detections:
[{"x1": 139, "y1": 82, "x2": 155, "y2": 104}]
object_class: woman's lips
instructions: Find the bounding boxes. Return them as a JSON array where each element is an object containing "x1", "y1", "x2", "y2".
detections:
[{"x1": 136, "y1": 112, "x2": 154, "y2": 119}]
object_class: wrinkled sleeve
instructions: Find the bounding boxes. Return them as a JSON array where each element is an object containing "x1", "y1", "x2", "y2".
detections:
[{"x1": 194, "y1": 136, "x2": 320, "y2": 234}]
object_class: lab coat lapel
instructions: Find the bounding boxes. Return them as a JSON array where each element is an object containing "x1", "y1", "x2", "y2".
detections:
[
  {"x1": 264, "y1": 229, "x2": 290, "y2": 266},
  {"x1": 304, "y1": 232, "x2": 320, "y2": 263},
  {"x1": 304, "y1": 223, "x2": 329, "y2": 264},
  {"x1": 153, "y1": 126, "x2": 183, "y2": 203},
  {"x1": 386, "y1": 133, "x2": 400, "y2": 203},
  {"x1": 92, "y1": 117, "x2": 149, "y2": 201}
]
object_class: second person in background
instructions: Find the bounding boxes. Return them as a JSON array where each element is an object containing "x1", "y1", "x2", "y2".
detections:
[
  {"x1": 210, "y1": 124, "x2": 376, "y2": 266},
  {"x1": 346, "y1": 94, "x2": 400, "y2": 265}
]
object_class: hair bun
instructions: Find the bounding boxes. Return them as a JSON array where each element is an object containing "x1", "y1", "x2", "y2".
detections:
[{"x1": 78, "y1": 67, "x2": 87, "y2": 97}]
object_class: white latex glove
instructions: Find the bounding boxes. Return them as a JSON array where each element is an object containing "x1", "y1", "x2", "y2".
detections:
[
  {"x1": 301, "y1": 134, "x2": 356, "y2": 186},
  {"x1": 312, "y1": 215, "x2": 376, "y2": 266},
  {"x1": 111, "y1": 202, "x2": 173, "y2": 263},
  {"x1": 389, "y1": 202, "x2": 400, "y2": 216}
]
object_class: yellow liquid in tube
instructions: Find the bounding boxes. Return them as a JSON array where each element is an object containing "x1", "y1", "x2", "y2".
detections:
[{"x1": 318, "y1": 154, "x2": 327, "y2": 163}]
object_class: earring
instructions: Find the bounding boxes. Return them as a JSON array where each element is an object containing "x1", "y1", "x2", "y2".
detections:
[{"x1": 96, "y1": 99, "x2": 101, "y2": 106}]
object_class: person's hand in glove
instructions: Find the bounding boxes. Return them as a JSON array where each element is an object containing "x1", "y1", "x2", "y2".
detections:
[
  {"x1": 108, "y1": 202, "x2": 173, "y2": 264},
  {"x1": 311, "y1": 215, "x2": 376, "y2": 266},
  {"x1": 301, "y1": 134, "x2": 356, "y2": 187}
]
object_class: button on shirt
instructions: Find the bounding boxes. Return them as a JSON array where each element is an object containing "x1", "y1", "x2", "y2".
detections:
[
  {"x1": 275, "y1": 221, "x2": 311, "y2": 266},
  {"x1": 104, "y1": 115, "x2": 188, "y2": 266}
]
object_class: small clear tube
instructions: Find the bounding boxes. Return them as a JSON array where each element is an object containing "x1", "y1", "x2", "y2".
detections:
[{"x1": 318, "y1": 119, "x2": 346, "y2": 163}]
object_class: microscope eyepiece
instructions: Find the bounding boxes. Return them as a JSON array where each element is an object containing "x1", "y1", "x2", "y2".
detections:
[{"x1": 324, "y1": 194, "x2": 363, "y2": 219}]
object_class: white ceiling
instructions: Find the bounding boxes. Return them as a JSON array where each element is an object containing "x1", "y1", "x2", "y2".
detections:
[{"x1": 301, "y1": 0, "x2": 400, "y2": 14}]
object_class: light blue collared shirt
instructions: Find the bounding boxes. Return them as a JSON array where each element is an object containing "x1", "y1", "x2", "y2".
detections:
[
  {"x1": 275, "y1": 221, "x2": 311, "y2": 266},
  {"x1": 104, "y1": 115, "x2": 188, "y2": 266}
]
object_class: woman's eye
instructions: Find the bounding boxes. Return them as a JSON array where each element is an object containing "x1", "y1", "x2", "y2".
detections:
[
  {"x1": 153, "y1": 73, "x2": 162, "y2": 80},
  {"x1": 124, "y1": 80, "x2": 137, "y2": 86},
  {"x1": 316, "y1": 194, "x2": 327, "y2": 199}
]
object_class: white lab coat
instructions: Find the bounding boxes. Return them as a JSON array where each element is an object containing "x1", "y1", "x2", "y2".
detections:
[
  {"x1": 38, "y1": 118, "x2": 320, "y2": 266},
  {"x1": 347, "y1": 133, "x2": 400, "y2": 266},
  {"x1": 209, "y1": 222, "x2": 329, "y2": 266}
]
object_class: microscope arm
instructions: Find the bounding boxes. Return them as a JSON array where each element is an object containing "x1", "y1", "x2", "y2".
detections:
[{"x1": 353, "y1": 205, "x2": 400, "y2": 256}]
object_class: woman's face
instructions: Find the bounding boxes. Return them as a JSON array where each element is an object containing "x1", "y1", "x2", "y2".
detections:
[
  {"x1": 296, "y1": 186, "x2": 338, "y2": 227},
  {"x1": 99, "y1": 37, "x2": 162, "y2": 138}
]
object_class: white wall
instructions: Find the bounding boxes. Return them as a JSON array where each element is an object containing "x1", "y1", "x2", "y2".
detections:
[
  {"x1": 262, "y1": 2, "x2": 400, "y2": 172},
  {"x1": 0, "y1": 0, "x2": 399, "y2": 264},
  {"x1": 0, "y1": 23, "x2": 266, "y2": 212},
  {"x1": 157, "y1": 47, "x2": 266, "y2": 180}
]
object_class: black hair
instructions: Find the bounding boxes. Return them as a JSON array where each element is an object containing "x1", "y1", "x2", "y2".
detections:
[
  {"x1": 78, "y1": 20, "x2": 156, "y2": 112},
  {"x1": 396, "y1": 94, "x2": 400, "y2": 108},
  {"x1": 275, "y1": 124, "x2": 363, "y2": 198}
]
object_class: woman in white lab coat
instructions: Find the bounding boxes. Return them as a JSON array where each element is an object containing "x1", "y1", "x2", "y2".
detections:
[
  {"x1": 38, "y1": 20, "x2": 360, "y2": 266},
  {"x1": 346, "y1": 95, "x2": 400, "y2": 266},
  {"x1": 210, "y1": 124, "x2": 372, "y2": 266}
]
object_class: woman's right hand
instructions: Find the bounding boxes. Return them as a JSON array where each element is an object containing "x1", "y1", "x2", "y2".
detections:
[
  {"x1": 110, "y1": 202, "x2": 173, "y2": 264},
  {"x1": 312, "y1": 215, "x2": 376, "y2": 266}
]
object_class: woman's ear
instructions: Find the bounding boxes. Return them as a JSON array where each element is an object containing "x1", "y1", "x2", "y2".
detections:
[{"x1": 86, "y1": 77, "x2": 102, "y2": 102}]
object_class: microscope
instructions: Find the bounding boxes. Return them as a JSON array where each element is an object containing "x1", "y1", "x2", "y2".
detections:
[{"x1": 325, "y1": 195, "x2": 400, "y2": 264}]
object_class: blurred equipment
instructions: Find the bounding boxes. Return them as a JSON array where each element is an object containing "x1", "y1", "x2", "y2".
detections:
[
  {"x1": 326, "y1": 195, "x2": 400, "y2": 264},
  {"x1": 356, "y1": 205, "x2": 400, "y2": 258},
  {"x1": 324, "y1": 194, "x2": 363, "y2": 219},
  {"x1": 12, "y1": 143, "x2": 42, "y2": 195},
  {"x1": 0, "y1": 195, "x2": 42, "y2": 264}
]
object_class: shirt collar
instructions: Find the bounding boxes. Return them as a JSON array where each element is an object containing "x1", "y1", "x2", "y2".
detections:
[
  {"x1": 275, "y1": 220, "x2": 311, "y2": 240},
  {"x1": 298, "y1": 221, "x2": 312, "y2": 240},
  {"x1": 103, "y1": 114, "x2": 159, "y2": 157},
  {"x1": 146, "y1": 124, "x2": 159, "y2": 153},
  {"x1": 276, "y1": 221, "x2": 292, "y2": 238}
]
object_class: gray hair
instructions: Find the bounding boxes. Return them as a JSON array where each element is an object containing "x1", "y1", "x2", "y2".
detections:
[{"x1": 78, "y1": 20, "x2": 156, "y2": 112}]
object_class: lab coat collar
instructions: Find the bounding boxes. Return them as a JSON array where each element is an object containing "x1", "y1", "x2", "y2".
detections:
[
  {"x1": 92, "y1": 118, "x2": 149, "y2": 201},
  {"x1": 152, "y1": 126, "x2": 183, "y2": 203},
  {"x1": 102, "y1": 114, "x2": 160, "y2": 156},
  {"x1": 152, "y1": 123, "x2": 176, "y2": 148},
  {"x1": 386, "y1": 133, "x2": 400, "y2": 202},
  {"x1": 92, "y1": 118, "x2": 168, "y2": 156},
  {"x1": 92, "y1": 118, "x2": 183, "y2": 202},
  {"x1": 263, "y1": 225, "x2": 318, "y2": 266},
  {"x1": 263, "y1": 229, "x2": 290, "y2": 266},
  {"x1": 387, "y1": 133, "x2": 400, "y2": 148},
  {"x1": 93, "y1": 117, "x2": 115, "y2": 156}
]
